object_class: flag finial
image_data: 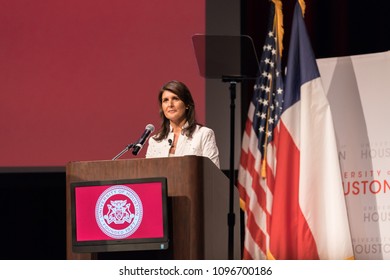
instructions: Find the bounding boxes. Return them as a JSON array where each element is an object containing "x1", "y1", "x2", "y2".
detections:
[
  {"x1": 271, "y1": 0, "x2": 284, "y2": 56},
  {"x1": 298, "y1": 0, "x2": 306, "y2": 16}
]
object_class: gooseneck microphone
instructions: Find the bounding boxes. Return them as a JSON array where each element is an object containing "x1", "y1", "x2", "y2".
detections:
[
  {"x1": 112, "y1": 123, "x2": 155, "y2": 160},
  {"x1": 131, "y1": 124, "x2": 155, "y2": 155}
]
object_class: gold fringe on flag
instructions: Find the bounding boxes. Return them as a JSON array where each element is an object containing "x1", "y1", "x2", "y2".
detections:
[
  {"x1": 272, "y1": 0, "x2": 284, "y2": 56},
  {"x1": 298, "y1": 0, "x2": 306, "y2": 17}
]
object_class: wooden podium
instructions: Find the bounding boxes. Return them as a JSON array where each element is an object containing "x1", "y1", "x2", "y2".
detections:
[{"x1": 66, "y1": 155, "x2": 241, "y2": 260}]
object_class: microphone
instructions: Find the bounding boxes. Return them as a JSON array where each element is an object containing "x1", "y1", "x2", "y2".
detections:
[
  {"x1": 132, "y1": 124, "x2": 155, "y2": 155},
  {"x1": 168, "y1": 139, "x2": 173, "y2": 146}
]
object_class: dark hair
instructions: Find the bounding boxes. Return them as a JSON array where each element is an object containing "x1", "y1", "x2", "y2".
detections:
[{"x1": 154, "y1": 80, "x2": 198, "y2": 141}]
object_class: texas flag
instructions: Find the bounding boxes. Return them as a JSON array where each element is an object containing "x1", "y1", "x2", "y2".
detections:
[{"x1": 267, "y1": 2, "x2": 354, "y2": 259}]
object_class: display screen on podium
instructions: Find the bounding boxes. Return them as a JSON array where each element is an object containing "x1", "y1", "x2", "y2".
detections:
[{"x1": 70, "y1": 177, "x2": 169, "y2": 253}]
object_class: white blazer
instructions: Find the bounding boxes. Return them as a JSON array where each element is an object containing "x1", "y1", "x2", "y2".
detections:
[{"x1": 146, "y1": 124, "x2": 220, "y2": 168}]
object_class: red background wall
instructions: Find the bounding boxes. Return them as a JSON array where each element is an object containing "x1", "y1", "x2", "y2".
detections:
[{"x1": 0, "y1": 0, "x2": 205, "y2": 167}]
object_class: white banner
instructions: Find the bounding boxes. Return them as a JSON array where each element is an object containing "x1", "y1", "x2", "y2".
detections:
[{"x1": 318, "y1": 51, "x2": 390, "y2": 259}]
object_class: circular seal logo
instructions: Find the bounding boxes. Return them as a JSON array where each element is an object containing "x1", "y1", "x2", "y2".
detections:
[{"x1": 95, "y1": 185, "x2": 143, "y2": 239}]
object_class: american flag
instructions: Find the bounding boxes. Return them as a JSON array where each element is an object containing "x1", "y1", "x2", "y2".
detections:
[{"x1": 237, "y1": 1, "x2": 284, "y2": 260}]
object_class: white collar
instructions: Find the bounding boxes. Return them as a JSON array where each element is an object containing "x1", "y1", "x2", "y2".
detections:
[{"x1": 169, "y1": 121, "x2": 189, "y2": 133}]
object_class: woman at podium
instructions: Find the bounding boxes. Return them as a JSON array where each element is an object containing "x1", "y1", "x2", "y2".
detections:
[{"x1": 146, "y1": 80, "x2": 220, "y2": 168}]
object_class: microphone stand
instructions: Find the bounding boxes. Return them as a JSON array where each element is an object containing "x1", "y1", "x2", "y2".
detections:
[{"x1": 112, "y1": 143, "x2": 135, "y2": 160}]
